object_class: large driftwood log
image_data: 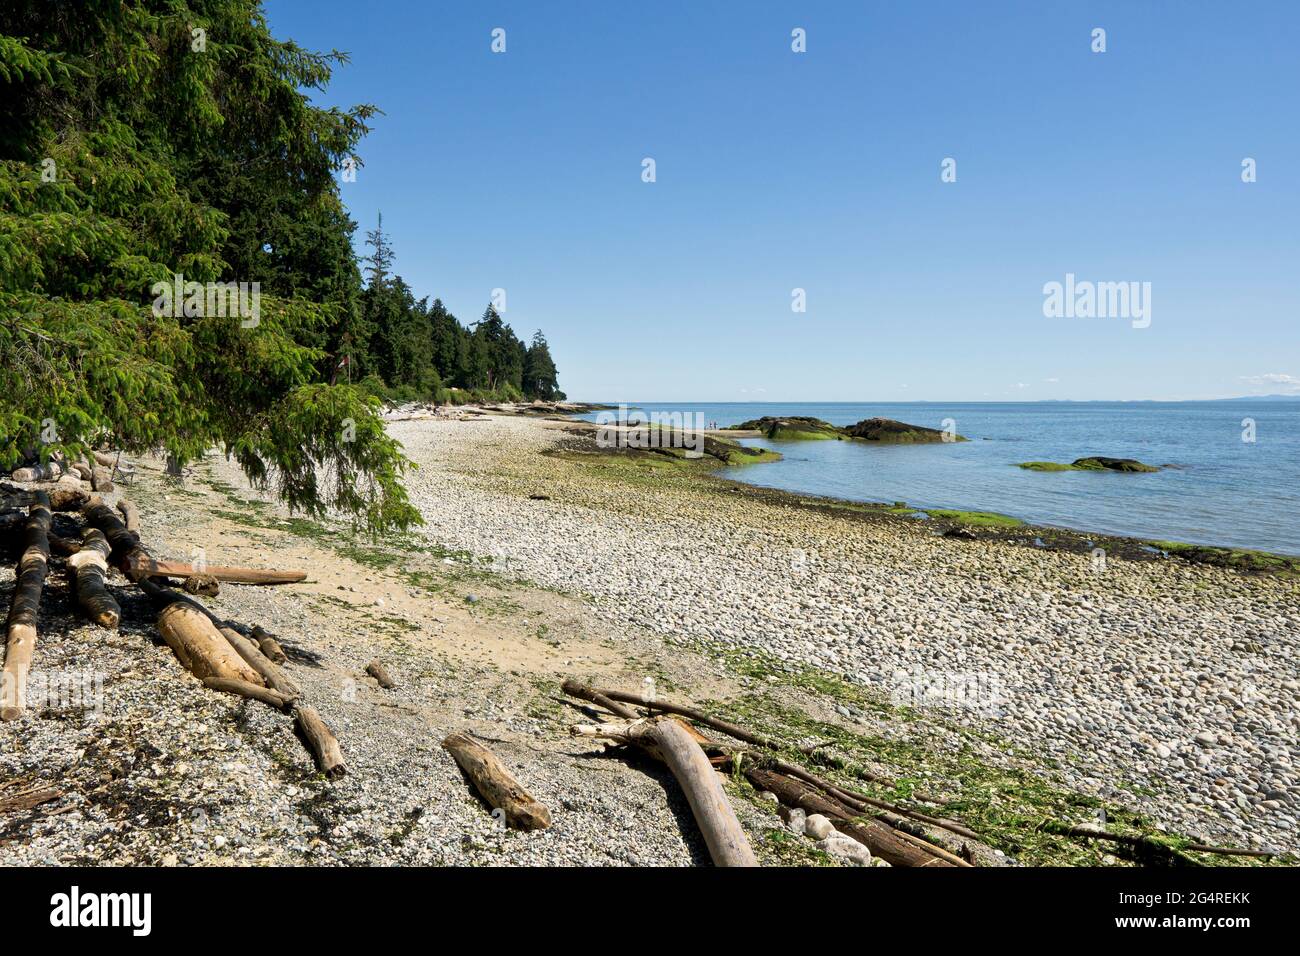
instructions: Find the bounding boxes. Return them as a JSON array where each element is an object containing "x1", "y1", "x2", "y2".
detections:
[
  {"x1": 138, "y1": 578, "x2": 264, "y2": 684},
  {"x1": 68, "y1": 527, "x2": 120, "y2": 628},
  {"x1": 11, "y1": 463, "x2": 61, "y2": 482},
  {"x1": 124, "y1": 553, "x2": 306, "y2": 585},
  {"x1": 573, "y1": 716, "x2": 757, "y2": 866},
  {"x1": 294, "y1": 705, "x2": 346, "y2": 778},
  {"x1": 83, "y1": 501, "x2": 154, "y2": 581},
  {"x1": 1, "y1": 494, "x2": 52, "y2": 720},
  {"x1": 442, "y1": 732, "x2": 552, "y2": 830},
  {"x1": 744, "y1": 767, "x2": 955, "y2": 867}
]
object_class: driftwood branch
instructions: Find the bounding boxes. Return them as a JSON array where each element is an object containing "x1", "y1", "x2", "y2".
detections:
[
  {"x1": 442, "y1": 732, "x2": 552, "y2": 830},
  {"x1": 573, "y1": 716, "x2": 757, "y2": 866},
  {"x1": 745, "y1": 766, "x2": 957, "y2": 867},
  {"x1": 202, "y1": 676, "x2": 295, "y2": 711},
  {"x1": 294, "y1": 705, "x2": 346, "y2": 778}
]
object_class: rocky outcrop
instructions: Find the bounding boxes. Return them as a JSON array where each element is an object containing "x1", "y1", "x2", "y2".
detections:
[
  {"x1": 843, "y1": 418, "x2": 965, "y2": 443},
  {"x1": 1018, "y1": 457, "x2": 1161, "y2": 473},
  {"x1": 1072, "y1": 457, "x2": 1160, "y2": 473},
  {"x1": 730, "y1": 417, "x2": 844, "y2": 440}
]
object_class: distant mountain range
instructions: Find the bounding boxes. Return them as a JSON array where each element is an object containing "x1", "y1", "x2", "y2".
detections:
[{"x1": 1213, "y1": 394, "x2": 1300, "y2": 402}]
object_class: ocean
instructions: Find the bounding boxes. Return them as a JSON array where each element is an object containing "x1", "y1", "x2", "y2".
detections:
[{"x1": 575, "y1": 401, "x2": 1300, "y2": 556}]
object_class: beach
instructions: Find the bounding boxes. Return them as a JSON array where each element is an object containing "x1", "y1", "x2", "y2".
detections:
[{"x1": 3, "y1": 410, "x2": 1297, "y2": 865}]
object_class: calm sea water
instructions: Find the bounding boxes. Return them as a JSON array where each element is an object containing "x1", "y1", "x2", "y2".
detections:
[{"x1": 575, "y1": 401, "x2": 1300, "y2": 555}]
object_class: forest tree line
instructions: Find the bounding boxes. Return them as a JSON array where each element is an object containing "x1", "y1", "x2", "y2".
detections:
[{"x1": 346, "y1": 216, "x2": 562, "y2": 405}]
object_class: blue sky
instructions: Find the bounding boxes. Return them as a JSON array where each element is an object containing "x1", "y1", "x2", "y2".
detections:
[{"x1": 265, "y1": 0, "x2": 1300, "y2": 402}]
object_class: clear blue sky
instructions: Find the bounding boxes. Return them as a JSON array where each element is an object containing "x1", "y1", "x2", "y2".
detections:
[{"x1": 265, "y1": 0, "x2": 1299, "y2": 402}]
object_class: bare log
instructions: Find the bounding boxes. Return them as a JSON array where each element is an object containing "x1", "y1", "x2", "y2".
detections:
[
  {"x1": 124, "y1": 553, "x2": 305, "y2": 585},
  {"x1": 744, "y1": 767, "x2": 955, "y2": 867},
  {"x1": 11, "y1": 463, "x2": 61, "y2": 482},
  {"x1": 573, "y1": 716, "x2": 757, "y2": 866},
  {"x1": 442, "y1": 732, "x2": 552, "y2": 830},
  {"x1": 218, "y1": 624, "x2": 299, "y2": 698},
  {"x1": 1, "y1": 494, "x2": 52, "y2": 720},
  {"x1": 294, "y1": 705, "x2": 346, "y2": 778},
  {"x1": 202, "y1": 676, "x2": 294, "y2": 712},
  {"x1": 83, "y1": 501, "x2": 154, "y2": 581},
  {"x1": 68, "y1": 528, "x2": 121, "y2": 628},
  {"x1": 366, "y1": 659, "x2": 396, "y2": 689},
  {"x1": 138, "y1": 578, "x2": 264, "y2": 684}
]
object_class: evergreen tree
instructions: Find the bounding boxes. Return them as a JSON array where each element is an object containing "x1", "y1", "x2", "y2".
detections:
[
  {"x1": 0, "y1": 1, "x2": 416, "y2": 532},
  {"x1": 523, "y1": 331, "x2": 561, "y2": 400}
]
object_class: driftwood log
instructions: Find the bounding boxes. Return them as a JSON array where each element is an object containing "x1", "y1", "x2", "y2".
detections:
[
  {"x1": 294, "y1": 705, "x2": 346, "y2": 778},
  {"x1": 366, "y1": 659, "x2": 396, "y2": 688},
  {"x1": 115, "y1": 498, "x2": 140, "y2": 533},
  {"x1": 745, "y1": 767, "x2": 956, "y2": 867},
  {"x1": 67, "y1": 527, "x2": 120, "y2": 628},
  {"x1": 202, "y1": 676, "x2": 295, "y2": 712},
  {"x1": 124, "y1": 553, "x2": 306, "y2": 585},
  {"x1": 11, "y1": 463, "x2": 61, "y2": 482},
  {"x1": 442, "y1": 732, "x2": 551, "y2": 830},
  {"x1": 1, "y1": 494, "x2": 52, "y2": 720},
  {"x1": 218, "y1": 624, "x2": 299, "y2": 698},
  {"x1": 83, "y1": 501, "x2": 154, "y2": 581},
  {"x1": 573, "y1": 716, "x2": 757, "y2": 866},
  {"x1": 137, "y1": 578, "x2": 263, "y2": 684}
]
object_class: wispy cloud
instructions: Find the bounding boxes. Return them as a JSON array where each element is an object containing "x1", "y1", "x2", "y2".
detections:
[{"x1": 1239, "y1": 373, "x2": 1300, "y2": 394}]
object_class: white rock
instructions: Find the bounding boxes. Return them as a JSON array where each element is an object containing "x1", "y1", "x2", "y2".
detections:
[{"x1": 804, "y1": 813, "x2": 835, "y2": 840}]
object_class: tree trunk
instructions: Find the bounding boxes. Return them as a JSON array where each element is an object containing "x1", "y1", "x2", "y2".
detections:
[
  {"x1": 1, "y1": 494, "x2": 52, "y2": 719},
  {"x1": 68, "y1": 527, "x2": 120, "y2": 628},
  {"x1": 442, "y1": 732, "x2": 551, "y2": 830}
]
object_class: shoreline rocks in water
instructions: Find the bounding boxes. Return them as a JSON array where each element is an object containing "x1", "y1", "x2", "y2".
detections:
[
  {"x1": 1019, "y1": 457, "x2": 1160, "y2": 473},
  {"x1": 729, "y1": 416, "x2": 845, "y2": 440},
  {"x1": 843, "y1": 417, "x2": 965, "y2": 443},
  {"x1": 729, "y1": 416, "x2": 965, "y2": 443}
]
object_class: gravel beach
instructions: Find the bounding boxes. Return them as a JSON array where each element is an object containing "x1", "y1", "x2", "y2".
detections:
[{"x1": 2, "y1": 411, "x2": 1296, "y2": 865}]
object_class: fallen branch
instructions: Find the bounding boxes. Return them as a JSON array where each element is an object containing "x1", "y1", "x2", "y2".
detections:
[
  {"x1": 573, "y1": 716, "x2": 757, "y2": 866},
  {"x1": 1, "y1": 493, "x2": 52, "y2": 720},
  {"x1": 294, "y1": 704, "x2": 346, "y2": 779},
  {"x1": 203, "y1": 676, "x2": 295, "y2": 711},
  {"x1": 744, "y1": 766, "x2": 957, "y2": 867},
  {"x1": 218, "y1": 624, "x2": 300, "y2": 698},
  {"x1": 442, "y1": 732, "x2": 552, "y2": 830},
  {"x1": 252, "y1": 625, "x2": 288, "y2": 663}
]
